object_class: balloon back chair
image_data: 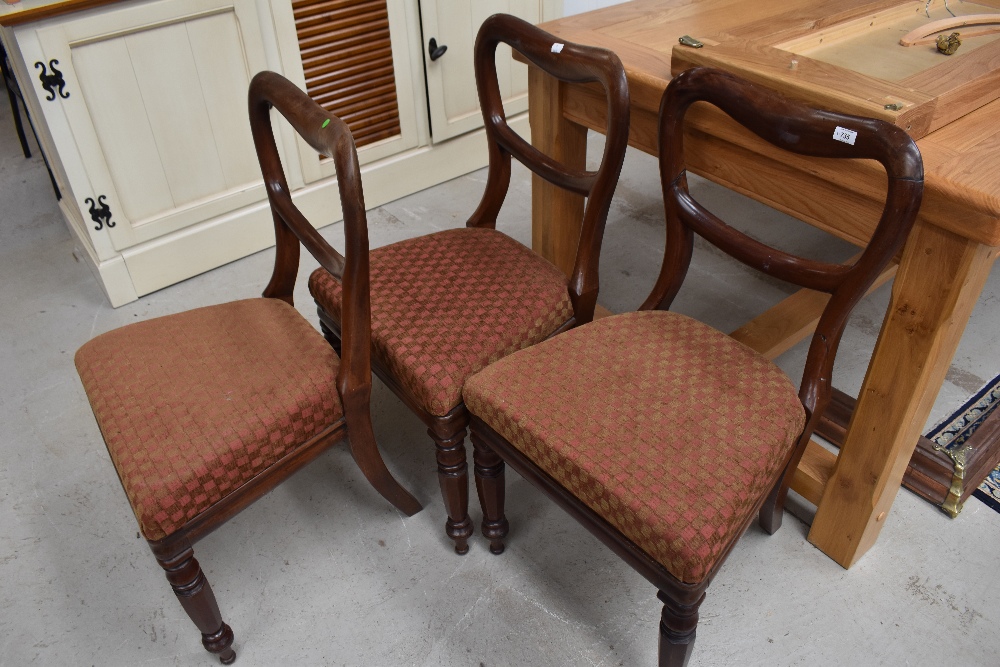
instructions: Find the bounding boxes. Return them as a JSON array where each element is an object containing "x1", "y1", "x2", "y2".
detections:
[
  {"x1": 308, "y1": 13, "x2": 630, "y2": 554},
  {"x1": 74, "y1": 71, "x2": 422, "y2": 663},
  {"x1": 463, "y1": 66, "x2": 923, "y2": 666}
]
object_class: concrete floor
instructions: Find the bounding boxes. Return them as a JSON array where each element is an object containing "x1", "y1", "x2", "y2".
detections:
[{"x1": 2, "y1": 93, "x2": 999, "y2": 667}]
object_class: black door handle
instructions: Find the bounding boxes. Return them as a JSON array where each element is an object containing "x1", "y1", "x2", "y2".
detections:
[{"x1": 428, "y1": 38, "x2": 447, "y2": 61}]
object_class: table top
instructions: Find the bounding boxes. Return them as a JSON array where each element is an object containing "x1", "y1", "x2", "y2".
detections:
[{"x1": 540, "y1": 0, "x2": 1000, "y2": 246}]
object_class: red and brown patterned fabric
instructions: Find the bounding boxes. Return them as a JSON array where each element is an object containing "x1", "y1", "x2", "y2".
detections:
[
  {"x1": 464, "y1": 310, "x2": 806, "y2": 583},
  {"x1": 75, "y1": 299, "x2": 344, "y2": 542},
  {"x1": 309, "y1": 227, "x2": 573, "y2": 417}
]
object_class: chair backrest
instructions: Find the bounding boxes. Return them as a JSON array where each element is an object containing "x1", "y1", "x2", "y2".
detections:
[
  {"x1": 650, "y1": 66, "x2": 923, "y2": 419},
  {"x1": 469, "y1": 13, "x2": 630, "y2": 321},
  {"x1": 248, "y1": 71, "x2": 373, "y2": 406}
]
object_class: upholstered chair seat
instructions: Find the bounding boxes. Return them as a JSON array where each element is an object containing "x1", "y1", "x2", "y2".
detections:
[
  {"x1": 464, "y1": 310, "x2": 806, "y2": 583},
  {"x1": 309, "y1": 227, "x2": 573, "y2": 418},
  {"x1": 76, "y1": 299, "x2": 346, "y2": 542}
]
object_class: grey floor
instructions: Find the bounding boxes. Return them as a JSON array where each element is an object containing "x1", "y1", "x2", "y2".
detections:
[{"x1": 2, "y1": 93, "x2": 999, "y2": 667}]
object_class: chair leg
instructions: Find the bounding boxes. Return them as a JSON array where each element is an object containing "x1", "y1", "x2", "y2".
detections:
[
  {"x1": 759, "y1": 431, "x2": 813, "y2": 535},
  {"x1": 657, "y1": 591, "x2": 702, "y2": 667},
  {"x1": 472, "y1": 434, "x2": 508, "y2": 554},
  {"x1": 429, "y1": 420, "x2": 474, "y2": 555},
  {"x1": 758, "y1": 477, "x2": 788, "y2": 535},
  {"x1": 343, "y1": 402, "x2": 423, "y2": 516},
  {"x1": 156, "y1": 547, "x2": 236, "y2": 665}
]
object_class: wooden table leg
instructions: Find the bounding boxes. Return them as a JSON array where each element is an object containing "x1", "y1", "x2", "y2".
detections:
[
  {"x1": 528, "y1": 66, "x2": 588, "y2": 277},
  {"x1": 809, "y1": 220, "x2": 995, "y2": 567}
]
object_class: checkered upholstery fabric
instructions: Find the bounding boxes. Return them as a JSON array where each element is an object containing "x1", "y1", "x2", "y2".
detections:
[
  {"x1": 309, "y1": 227, "x2": 573, "y2": 417},
  {"x1": 464, "y1": 310, "x2": 806, "y2": 583},
  {"x1": 75, "y1": 298, "x2": 344, "y2": 542}
]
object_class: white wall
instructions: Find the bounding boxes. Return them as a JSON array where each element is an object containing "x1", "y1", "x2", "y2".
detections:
[{"x1": 561, "y1": 0, "x2": 631, "y2": 17}]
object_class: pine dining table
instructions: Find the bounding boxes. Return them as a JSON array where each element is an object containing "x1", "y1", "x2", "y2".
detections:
[{"x1": 524, "y1": 0, "x2": 1000, "y2": 568}]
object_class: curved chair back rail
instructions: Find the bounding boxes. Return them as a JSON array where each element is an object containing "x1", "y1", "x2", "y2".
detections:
[
  {"x1": 469, "y1": 13, "x2": 630, "y2": 320},
  {"x1": 651, "y1": 66, "x2": 924, "y2": 419},
  {"x1": 248, "y1": 71, "x2": 372, "y2": 402}
]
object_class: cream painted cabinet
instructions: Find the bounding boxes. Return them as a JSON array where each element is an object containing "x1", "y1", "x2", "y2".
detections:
[
  {"x1": 10, "y1": 0, "x2": 274, "y2": 304},
  {"x1": 1, "y1": 0, "x2": 590, "y2": 307}
]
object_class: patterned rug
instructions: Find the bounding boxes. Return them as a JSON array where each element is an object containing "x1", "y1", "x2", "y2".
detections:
[{"x1": 925, "y1": 373, "x2": 1000, "y2": 513}]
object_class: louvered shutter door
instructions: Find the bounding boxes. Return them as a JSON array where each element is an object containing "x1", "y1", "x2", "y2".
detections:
[{"x1": 293, "y1": 0, "x2": 402, "y2": 148}]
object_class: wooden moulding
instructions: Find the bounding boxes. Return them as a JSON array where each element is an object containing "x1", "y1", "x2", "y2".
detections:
[
  {"x1": 816, "y1": 387, "x2": 1000, "y2": 516},
  {"x1": 670, "y1": 0, "x2": 1000, "y2": 139}
]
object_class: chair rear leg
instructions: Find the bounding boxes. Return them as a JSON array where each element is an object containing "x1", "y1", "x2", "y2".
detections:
[
  {"x1": 657, "y1": 591, "x2": 702, "y2": 667},
  {"x1": 472, "y1": 434, "x2": 509, "y2": 554},
  {"x1": 429, "y1": 420, "x2": 474, "y2": 555},
  {"x1": 758, "y1": 477, "x2": 788, "y2": 535},
  {"x1": 318, "y1": 317, "x2": 342, "y2": 356},
  {"x1": 156, "y1": 546, "x2": 236, "y2": 665},
  {"x1": 759, "y1": 432, "x2": 812, "y2": 534},
  {"x1": 343, "y1": 403, "x2": 423, "y2": 516}
]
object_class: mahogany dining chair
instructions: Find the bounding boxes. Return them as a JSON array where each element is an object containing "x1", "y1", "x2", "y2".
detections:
[
  {"x1": 464, "y1": 66, "x2": 924, "y2": 666},
  {"x1": 308, "y1": 13, "x2": 630, "y2": 554},
  {"x1": 74, "y1": 71, "x2": 421, "y2": 663}
]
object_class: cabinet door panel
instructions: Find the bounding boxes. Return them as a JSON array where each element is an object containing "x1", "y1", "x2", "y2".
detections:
[
  {"x1": 185, "y1": 13, "x2": 263, "y2": 189},
  {"x1": 70, "y1": 38, "x2": 174, "y2": 224},
  {"x1": 124, "y1": 21, "x2": 229, "y2": 206},
  {"x1": 34, "y1": 0, "x2": 268, "y2": 251},
  {"x1": 294, "y1": 0, "x2": 402, "y2": 148},
  {"x1": 421, "y1": 0, "x2": 540, "y2": 142}
]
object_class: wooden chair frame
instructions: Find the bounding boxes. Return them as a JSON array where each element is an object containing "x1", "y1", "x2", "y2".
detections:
[
  {"x1": 470, "y1": 66, "x2": 923, "y2": 666},
  {"x1": 90, "y1": 72, "x2": 424, "y2": 664},
  {"x1": 314, "y1": 13, "x2": 629, "y2": 554}
]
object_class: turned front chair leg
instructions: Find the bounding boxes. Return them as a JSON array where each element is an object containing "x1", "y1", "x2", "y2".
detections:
[
  {"x1": 430, "y1": 424, "x2": 474, "y2": 554},
  {"x1": 472, "y1": 435, "x2": 509, "y2": 554},
  {"x1": 156, "y1": 546, "x2": 236, "y2": 664},
  {"x1": 657, "y1": 591, "x2": 702, "y2": 667}
]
